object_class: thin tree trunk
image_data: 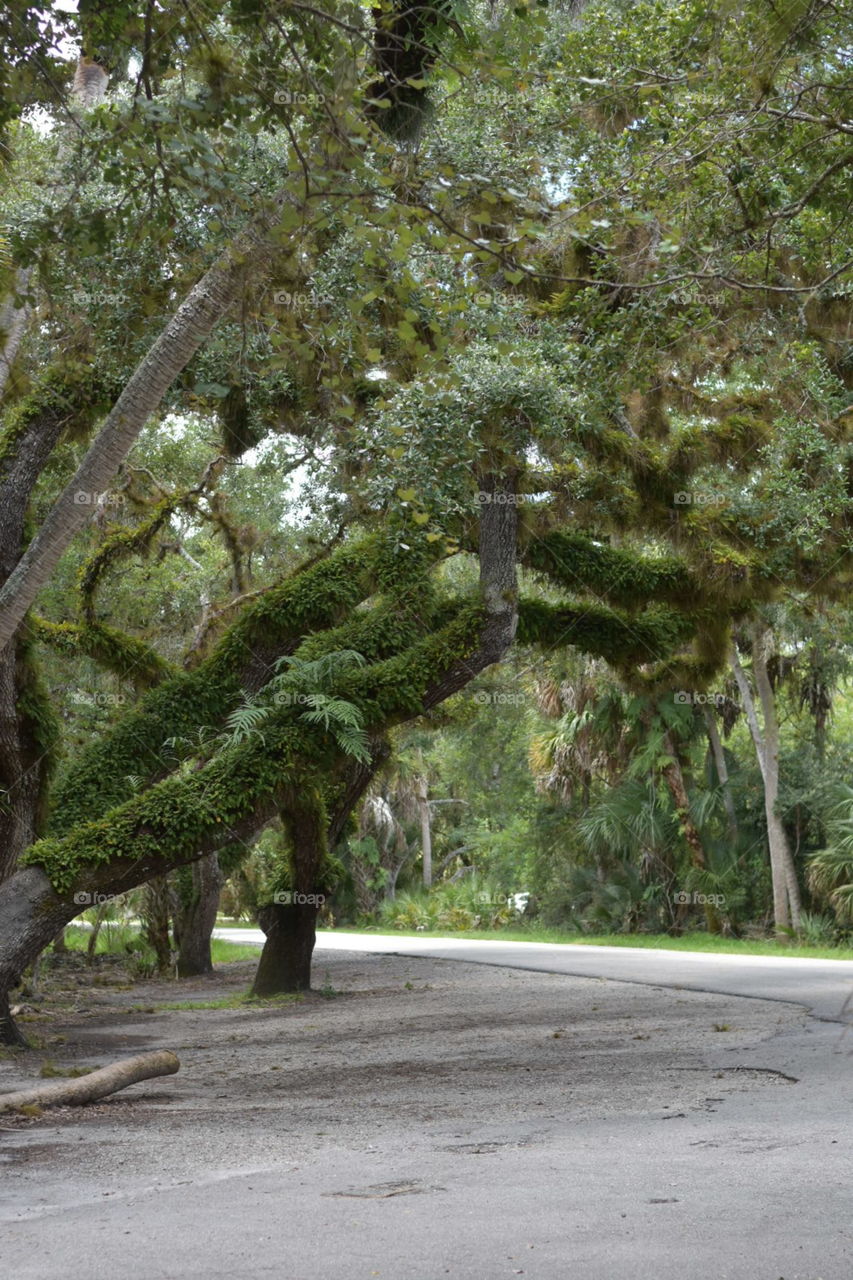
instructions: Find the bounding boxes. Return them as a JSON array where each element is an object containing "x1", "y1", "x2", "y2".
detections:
[
  {"x1": 750, "y1": 629, "x2": 801, "y2": 930},
  {"x1": 731, "y1": 637, "x2": 800, "y2": 931},
  {"x1": 702, "y1": 704, "x2": 738, "y2": 841},
  {"x1": 142, "y1": 876, "x2": 175, "y2": 974},
  {"x1": 416, "y1": 775, "x2": 432, "y2": 887},
  {"x1": 175, "y1": 853, "x2": 222, "y2": 977},
  {"x1": 661, "y1": 732, "x2": 721, "y2": 933},
  {"x1": 86, "y1": 902, "x2": 109, "y2": 961}
]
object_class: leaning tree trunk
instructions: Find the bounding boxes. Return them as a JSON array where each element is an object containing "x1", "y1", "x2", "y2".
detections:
[
  {"x1": 0, "y1": 481, "x2": 520, "y2": 1037},
  {"x1": 175, "y1": 853, "x2": 222, "y2": 977},
  {"x1": 0, "y1": 866, "x2": 69, "y2": 1046},
  {"x1": 0, "y1": 188, "x2": 289, "y2": 649}
]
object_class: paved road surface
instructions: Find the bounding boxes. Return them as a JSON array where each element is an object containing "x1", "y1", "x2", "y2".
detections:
[
  {"x1": 217, "y1": 928, "x2": 853, "y2": 1021},
  {"x1": 3, "y1": 932, "x2": 852, "y2": 1279}
]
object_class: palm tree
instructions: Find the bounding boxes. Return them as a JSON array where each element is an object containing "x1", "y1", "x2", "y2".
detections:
[{"x1": 808, "y1": 785, "x2": 853, "y2": 923}]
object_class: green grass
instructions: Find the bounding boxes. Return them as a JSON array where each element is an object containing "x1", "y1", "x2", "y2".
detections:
[
  {"x1": 209, "y1": 938, "x2": 262, "y2": 962},
  {"x1": 61, "y1": 925, "x2": 261, "y2": 964},
  {"x1": 332, "y1": 924, "x2": 853, "y2": 961}
]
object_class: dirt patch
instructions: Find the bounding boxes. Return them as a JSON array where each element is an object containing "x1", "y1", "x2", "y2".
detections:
[{"x1": 0, "y1": 950, "x2": 804, "y2": 1207}]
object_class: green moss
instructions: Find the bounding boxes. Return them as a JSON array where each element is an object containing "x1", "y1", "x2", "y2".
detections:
[
  {"x1": 15, "y1": 632, "x2": 62, "y2": 825},
  {"x1": 525, "y1": 532, "x2": 700, "y2": 610},
  {"x1": 48, "y1": 532, "x2": 440, "y2": 837},
  {"x1": 26, "y1": 599, "x2": 479, "y2": 894},
  {"x1": 78, "y1": 472, "x2": 237, "y2": 616},
  {"x1": 30, "y1": 617, "x2": 174, "y2": 689},
  {"x1": 517, "y1": 598, "x2": 694, "y2": 669},
  {"x1": 0, "y1": 362, "x2": 111, "y2": 474}
]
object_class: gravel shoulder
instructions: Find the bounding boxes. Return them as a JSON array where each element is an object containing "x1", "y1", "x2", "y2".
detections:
[{"x1": 0, "y1": 949, "x2": 846, "y2": 1280}]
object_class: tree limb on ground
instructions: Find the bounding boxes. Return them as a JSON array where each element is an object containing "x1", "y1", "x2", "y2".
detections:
[{"x1": 0, "y1": 1050, "x2": 180, "y2": 1113}]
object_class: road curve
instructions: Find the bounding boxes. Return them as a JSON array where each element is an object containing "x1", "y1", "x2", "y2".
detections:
[{"x1": 214, "y1": 928, "x2": 853, "y2": 1021}]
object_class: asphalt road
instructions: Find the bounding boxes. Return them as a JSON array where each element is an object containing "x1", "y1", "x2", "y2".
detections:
[
  {"x1": 217, "y1": 928, "x2": 853, "y2": 1022},
  {"x1": 4, "y1": 932, "x2": 852, "y2": 1279}
]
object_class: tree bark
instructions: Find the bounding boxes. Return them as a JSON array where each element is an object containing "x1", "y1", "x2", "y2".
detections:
[
  {"x1": 0, "y1": 1049, "x2": 179, "y2": 1113},
  {"x1": 0, "y1": 638, "x2": 55, "y2": 884},
  {"x1": 175, "y1": 853, "x2": 222, "y2": 977},
  {"x1": 251, "y1": 790, "x2": 327, "y2": 996},
  {"x1": 251, "y1": 900, "x2": 318, "y2": 995},
  {"x1": 0, "y1": 866, "x2": 69, "y2": 1045},
  {"x1": 0, "y1": 988, "x2": 28, "y2": 1047}
]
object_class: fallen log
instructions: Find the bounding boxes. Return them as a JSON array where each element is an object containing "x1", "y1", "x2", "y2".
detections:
[{"x1": 0, "y1": 1050, "x2": 180, "y2": 1113}]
